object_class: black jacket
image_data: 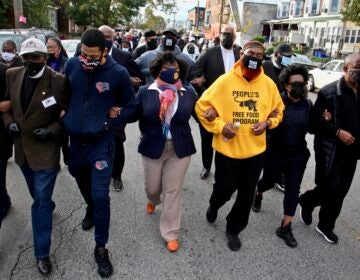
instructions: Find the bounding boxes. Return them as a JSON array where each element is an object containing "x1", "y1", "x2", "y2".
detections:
[
  {"x1": 0, "y1": 63, "x2": 12, "y2": 159},
  {"x1": 189, "y1": 46, "x2": 240, "y2": 96},
  {"x1": 312, "y1": 78, "x2": 344, "y2": 173}
]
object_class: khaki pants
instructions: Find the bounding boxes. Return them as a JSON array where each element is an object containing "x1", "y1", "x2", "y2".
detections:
[{"x1": 142, "y1": 140, "x2": 191, "y2": 241}]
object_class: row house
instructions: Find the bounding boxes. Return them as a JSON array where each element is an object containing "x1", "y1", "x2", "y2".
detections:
[{"x1": 263, "y1": 0, "x2": 360, "y2": 57}]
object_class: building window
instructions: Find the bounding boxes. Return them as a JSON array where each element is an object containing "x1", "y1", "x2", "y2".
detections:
[
  {"x1": 345, "y1": 29, "x2": 351, "y2": 43},
  {"x1": 330, "y1": 0, "x2": 339, "y2": 13},
  {"x1": 351, "y1": 29, "x2": 357, "y2": 43},
  {"x1": 310, "y1": 0, "x2": 319, "y2": 14},
  {"x1": 290, "y1": 3, "x2": 294, "y2": 15},
  {"x1": 295, "y1": 1, "x2": 302, "y2": 16},
  {"x1": 357, "y1": 29, "x2": 360, "y2": 43}
]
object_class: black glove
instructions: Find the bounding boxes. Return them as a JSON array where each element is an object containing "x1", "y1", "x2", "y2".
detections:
[
  {"x1": 8, "y1": 122, "x2": 21, "y2": 137},
  {"x1": 32, "y1": 128, "x2": 52, "y2": 142}
]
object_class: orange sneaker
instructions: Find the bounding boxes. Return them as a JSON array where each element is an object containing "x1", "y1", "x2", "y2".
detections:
[
  {"x1": 146, "y1": 202, "x2": 155, "y2": 214},
  {"x1": 166, "y1": 240, "x2": 179, "y2": 252}
]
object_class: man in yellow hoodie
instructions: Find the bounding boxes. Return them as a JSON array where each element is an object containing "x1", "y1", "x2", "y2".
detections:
[{"x1": 195, "y1": 40, "x2": 284, "y2": 251}]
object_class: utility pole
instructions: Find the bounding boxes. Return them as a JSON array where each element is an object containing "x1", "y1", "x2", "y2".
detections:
[
  {"x1": 219, "y1": 0, "x2": 224, "y2": 35},
  {"x1": 195, "y1": 0, "x2": 200, "y2": 30},
  {"x1": 13, "y1": 0, "x2": 23, "y2": 28}
]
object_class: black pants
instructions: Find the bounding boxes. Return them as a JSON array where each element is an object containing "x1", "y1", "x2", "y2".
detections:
[
  {"x1": 301, "y1": 147, "x2": 358, "y2": 231},
  {"x1": 209, "y1": 152, "x2": 264, "y2": 235},
  {"x1": 258, "y1": 148, "x2": 310, "y2": 216},
  {"x1": 199, "y1": 124, "x2": 213, "y2": 169},
  {"x1": 112, "y1": 136, "x2": 125, "y2": 179}
]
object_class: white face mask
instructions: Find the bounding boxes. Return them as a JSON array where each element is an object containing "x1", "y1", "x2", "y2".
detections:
[
  {"x1": 1, "y1": 52, "x2": 16, "y2": 62},
  {"x1": 122, "y1": 48, "x2": 129, "y2": 52}
]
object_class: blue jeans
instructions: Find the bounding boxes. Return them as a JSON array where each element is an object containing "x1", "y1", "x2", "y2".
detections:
[
  {"x1": 20, "y1": 162, "x2": 58, "y2": 259},
  {"x1": 0, "y1": 158, "x2": 10, "y2": 225}
]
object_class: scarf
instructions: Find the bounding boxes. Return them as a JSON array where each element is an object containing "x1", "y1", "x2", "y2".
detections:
[
  {"x1": 157, "y1": 78, "x2": 183, "y2": 138},
  {"x1": 47, "y1": 53, "x2": 62, "y2": 72}
]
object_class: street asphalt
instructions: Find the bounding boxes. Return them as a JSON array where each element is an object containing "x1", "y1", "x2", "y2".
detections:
[{"x1": 0, "y1": 92, "x2": 359, "y2": 280}]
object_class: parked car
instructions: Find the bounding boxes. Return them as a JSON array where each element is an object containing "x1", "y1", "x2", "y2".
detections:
[
  {"x1": 61, "y1": 39, "x2": 80, "y2": 57},
  {"x1": 0, "y1": 28, "x2": 57, "y2": 52},
  {"x1": 307, "y1": 59, "x2": 344, "y2": 91},
  {"x1": 291, "y1": 53, "x2": 317, "y2": 70}
]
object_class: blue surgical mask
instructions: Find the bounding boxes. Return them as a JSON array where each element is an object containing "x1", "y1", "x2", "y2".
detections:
[
  {"x1": 159, "y1": 67, "x2": 179, "y2": 84},
  {"x1": 1, "y1": 52, "x2": 16, "y2": 62},
  {"x1": 280, "y1": 56, "x2": 292, "y2": 67}
]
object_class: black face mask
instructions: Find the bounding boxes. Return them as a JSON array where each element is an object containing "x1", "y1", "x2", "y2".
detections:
[
  {"x1": 105, "y1": 40, "x2": 113, "y2": 50},
  {"x1": 349, "y1": 70, "x2": 360, "y2": 87},
  {"x1": 146, "y1": 38, "x2": 157, "y2": 50},
  {"x1": 289, "y1": 82, "x2": 307, "y2": 99},
  {"x1": 221, "y1": 33, "x2": 234, "y2": 49},
  {"x1": 24, "y1": 61, "x2": 45, "y2": 76},
  {"x1": 162, "y1": 36, "x2": 176, "y2": 51},
  {"x1": 48, "y1": 53, "x2": 56, "y2": 60},
  {"x1": 242, "y1": 54, "x2": 262, "y2": 70}
]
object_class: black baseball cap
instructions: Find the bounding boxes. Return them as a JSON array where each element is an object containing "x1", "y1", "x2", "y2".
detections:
[
  {"x1": 274, "y1": 43, "x2": 293, "y2": 56},
  {"x1": 143, "y1": 29, "x2": 156, "y2": 38},
  {"x1": 162, "y1": 28, "x2": 178, "y2": 38}
]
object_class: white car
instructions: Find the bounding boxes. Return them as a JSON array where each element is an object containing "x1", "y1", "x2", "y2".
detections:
[
  {"x1": 307, "y1": 59, "x2": 344, "y2": 91},
  {"x1": 61, "y1": 39, "x2": 80, "y2": 58}
]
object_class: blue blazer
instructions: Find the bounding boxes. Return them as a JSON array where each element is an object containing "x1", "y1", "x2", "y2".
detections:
[{"x1": 130, "y1": 83, "x2": 198, "y2": 159}]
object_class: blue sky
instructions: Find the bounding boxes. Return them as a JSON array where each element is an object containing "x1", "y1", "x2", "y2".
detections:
[{"x1": 154, "y1": 0, "x2": 206, "y2": 22}]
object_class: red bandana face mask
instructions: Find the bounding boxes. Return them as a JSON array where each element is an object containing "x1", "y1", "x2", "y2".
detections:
[{"x1": 79, "y1": 55, "x2": 101, "y2": 72}]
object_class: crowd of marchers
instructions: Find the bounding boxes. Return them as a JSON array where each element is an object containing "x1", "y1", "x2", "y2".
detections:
[{"x1": 0, "y1": 24, "x2": 359, "y2": 278}]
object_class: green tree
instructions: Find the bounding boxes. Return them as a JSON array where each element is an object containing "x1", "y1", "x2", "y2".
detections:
[
  {"x1": 23, "y1": 0, "x2": 53, "y2": 28},
  {"x1": 0, "y1": 0, "x2": 12, "y2": 28},
  {"x1": 342, "y1": 0, "x2": 360, "y2": 25},
  {"x1": 138, "y1": 6, "x2": 166, "y2": 31},
  {"x1": 67, "y1": 0, "x2": 147, "y2": 29}
]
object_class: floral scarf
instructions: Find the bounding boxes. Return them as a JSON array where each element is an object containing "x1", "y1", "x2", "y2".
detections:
[{"x1": 156, "y1": 78, "x2": 183, "y2": 138}]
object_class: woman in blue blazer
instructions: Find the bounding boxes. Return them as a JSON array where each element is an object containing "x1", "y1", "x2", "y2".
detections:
[{"x1": 128, "y1": 51, "x2": 198, "y2": 252}]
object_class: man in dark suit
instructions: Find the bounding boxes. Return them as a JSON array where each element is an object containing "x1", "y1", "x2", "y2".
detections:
[
  {"x1": 132, "y1": 29, "x2": 157, "y2": 60},
  {"x1": 189, "y1": 25, "x2": 240, "y2": 180},
  {"x1": 2, "y1": 38, "x2": 70, "y2": 276},
  {"x1": 0, "y1": 62, "x2": 12, "y2": 229},
  {"x1": 99, "y1": 25, "x2": 142, "y2": 192}
]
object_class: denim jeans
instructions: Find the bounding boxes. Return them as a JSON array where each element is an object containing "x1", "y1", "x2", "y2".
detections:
[
  {"x1": 68, "y1": 135, "x2": 114, "y2": 247},
  {"x1": 20, "y1": 162, "x2": 58, "y2": 259},
  {"x1": 0, "y1": 158, "x2": 10, "y2": 225}
]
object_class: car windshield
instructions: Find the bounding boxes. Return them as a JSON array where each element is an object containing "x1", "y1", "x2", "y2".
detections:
[
  {"x1": 291, "y1": 54, "x2": 314, "y2": 66},
  {"x1": 0, "y1": 34, "x2": 25, "y2": 51},
  {"x1": 62, "y1": 41, "x2": 79, "y2": 52}
]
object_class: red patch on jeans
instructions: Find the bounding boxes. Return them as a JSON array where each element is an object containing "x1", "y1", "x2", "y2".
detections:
[{"x1": 95, "y1": 160, "x2": 108, "y2": 170}]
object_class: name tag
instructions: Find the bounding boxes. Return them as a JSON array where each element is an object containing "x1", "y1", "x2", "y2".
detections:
[{"x1": 42, "y1": 96, "x2": 57, "y2": 108}]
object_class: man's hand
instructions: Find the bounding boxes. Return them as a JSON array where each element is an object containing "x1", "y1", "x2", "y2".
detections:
[
  {"x1": 337, "y1": 129, "x2": 355, "y2": 145},
  {"x1": 8, "y1": 122, "x2": 20, "y2": 137},
  {"x1": 130, "y1": 77, "x2": 142, "y2": 87},
  {"x1": 0, "y1": 101, "x2": 11, "y2": 113},
  {"x1": 222, "y1": 123, "x2": 237, "y2": 139},
  {"x1": 190, "y1": 76, "x2": 204, "y2": 87},
  {"x1": 322, "y1": 109, "x2": 332, "y2": 121},
  {"x1": 251, "y1": 121, "x2": 268, "y2": 135},
  {"x1": 32, "y1": 128, "x2": 52, "y2": 142},
  {"x1": 109, "y1": 107, "x2": 121, "y2": 118},
  {"x1": 204, "y1": 107, "x2": 218, "y2": 122}
]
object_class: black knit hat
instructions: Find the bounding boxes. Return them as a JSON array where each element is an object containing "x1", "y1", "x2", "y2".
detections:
[
  {"x1": 274, "y1": 43, "x2": 293, "y2": 55},
  {"x1": 143, "y1": 29, "x2": 156, "y2": 38}
]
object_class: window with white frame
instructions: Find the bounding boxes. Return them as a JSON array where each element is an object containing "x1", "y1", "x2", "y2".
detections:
[{"x1": 330, "y1": 0, "x2": 339, "y2": 13}]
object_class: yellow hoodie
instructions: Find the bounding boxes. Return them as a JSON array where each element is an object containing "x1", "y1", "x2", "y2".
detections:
[{"x1": 195, "y1": 60, "x2": 285, "y2": 159}]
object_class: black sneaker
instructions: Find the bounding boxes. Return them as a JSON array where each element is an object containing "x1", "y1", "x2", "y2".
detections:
[
  {"x1": 206, "y1": 205, "x2": 218, "y2": 223},
  {"x1": 298, "y1": 198, "x2": 313, "y2": 225},
  {"x1": 82, "y1": 207, "x2": 94, "y2": 231},
  {"x1": 226, "y1": 232, "x2": 241, "y2": 251},
  {"x1": 276, "y1": 222, "x2": 298, "y2": 248},
  {"x1": 94, "y1": 247, "x2": 113, "y2": 278},
  {"x1": 113, "y1": 177, "x2": 123, "y2": 192},
  {"x1": 251, "y1": 193, "x2": 262, "y2": 212},
  {"x1": 316, "y1": 225, "x2": 338, "y2": 244}
]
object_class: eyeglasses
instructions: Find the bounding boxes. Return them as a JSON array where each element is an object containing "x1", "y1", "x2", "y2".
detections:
[{"x1": 46, "y1": 45, "x2": 58, "y2": 50}]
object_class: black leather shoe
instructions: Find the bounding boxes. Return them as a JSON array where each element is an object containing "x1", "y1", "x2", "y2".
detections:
[
  {"x1": 113, "y1": 177, "x2": 123, "y2": 192},
  {"x1": 200, "y1": 168, "x2": 210, "y2": 180},
  {"x1": 226, "y1": 232, "x2": 241, "y2": 251},
  {"x1": 37, "y1": 257, "x2": 52, "y2": 276},
  {"x1": 82, "y1": 207, "x2": 94, "y2": 231},
  {"x1": 206, "y1": 205, "x2": 218, "y2": 223}
]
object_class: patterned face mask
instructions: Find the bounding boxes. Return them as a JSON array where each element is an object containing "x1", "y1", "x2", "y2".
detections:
[{"x1": 79, "y1": 55, "x2": 101, "y2": 71}]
